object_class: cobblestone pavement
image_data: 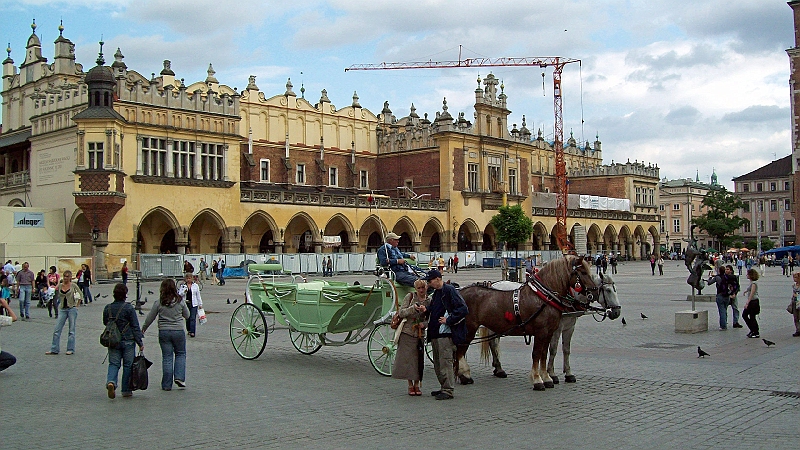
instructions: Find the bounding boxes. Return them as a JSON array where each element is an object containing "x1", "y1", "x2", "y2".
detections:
[{"x1": 1, "y1": 261, "x2": 798, "y2": 449}]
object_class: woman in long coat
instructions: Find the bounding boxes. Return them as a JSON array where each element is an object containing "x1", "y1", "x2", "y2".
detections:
[{"x1": 392, "y1": 279, "x2": 430, "y2": 395}]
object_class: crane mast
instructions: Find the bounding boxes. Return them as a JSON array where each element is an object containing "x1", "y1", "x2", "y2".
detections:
[{"x1": 346, "y1": 54, "x2": 580, "y2": 253}]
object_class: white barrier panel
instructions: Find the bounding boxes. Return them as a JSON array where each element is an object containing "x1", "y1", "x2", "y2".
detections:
[
  {"x1": 280, "y1": 254, "x2": 301, "y2": 274},
  {"x1": 348, "y1": 253, "x2": 365, "y2": 272},
  {"x1": 333, "y1": 253, "x2": 350, "y2": 272}
]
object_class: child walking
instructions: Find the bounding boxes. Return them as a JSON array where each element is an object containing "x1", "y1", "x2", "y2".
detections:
[{"x1": 742, "y1": 268, "x2": 760, "y2": 338}]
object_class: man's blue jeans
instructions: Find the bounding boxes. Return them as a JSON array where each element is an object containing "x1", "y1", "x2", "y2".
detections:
[
  {"x1": 49, "y1": 307, "x2": 78, "y2": 353},
  {"x1": 107, "y1": 340, "x2": 136, "y2": 394},
  {"x1": 18, "y1": 285, "x2": 31, "y2": 318},
  {"x1": 159, "y1": 329, "x2": 187, "y2": 389},
  {"x1": 715, "y1": 294, "x2": 729, "y2": 329}
]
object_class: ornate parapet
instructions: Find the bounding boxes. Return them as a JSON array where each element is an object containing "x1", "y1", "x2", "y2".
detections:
[
  {"x1": 532, "y1": 206, "x2": 660, "y2": 223},
  {"x1": 130, "y1": 175, "x2": 235, "y2": 188},
  {"x1": 240, "y1": 185, "x2": 448, "y2": 211}
]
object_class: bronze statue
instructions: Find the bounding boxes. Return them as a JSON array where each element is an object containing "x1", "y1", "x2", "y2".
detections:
[{"x1": 684, "y1": 225, "x2": 713, "y2": 294}]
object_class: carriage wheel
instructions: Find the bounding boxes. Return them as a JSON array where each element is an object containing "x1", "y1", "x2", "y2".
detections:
[
  {"x1": 425, "y1": 341, "x2": 434, "y2": 363},
  {"x1": 367, "y1": 323, "x2": 396, "y2": 377},
  {"x1": 230, "y1": 303, "x2": 268, "y2": 360},
  {"x1": 289, "y1": 329, "x2": 322, "y2": 355}
]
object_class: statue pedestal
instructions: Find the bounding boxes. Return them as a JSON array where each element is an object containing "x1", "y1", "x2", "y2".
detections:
[
  {"x1": 685, "y1": 294, "x2": 715, "y2": 302},
  {"x1": 675, "y1": 310, "x2": 708, "y2": 333}
]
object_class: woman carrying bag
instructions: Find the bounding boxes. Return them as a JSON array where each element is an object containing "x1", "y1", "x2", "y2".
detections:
[
  {"x1": 391, "y1": 279, "x2": 430, "y2": 396},
  {"x1": 45, "y1": 270, "x2": 82, "y2": 355},
  {"x1": 179, "y1": 274, "x2": 203, "y2": 337},
  {"x1": 103, "y1": 283, "x2": 144, "y2": 399},
  {"x1": 142, "y1": 279, "x2": 190, "y2": 390}
]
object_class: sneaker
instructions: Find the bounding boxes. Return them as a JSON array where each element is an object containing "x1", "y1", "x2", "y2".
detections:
[
  {"x1": 65, "y1": 351, "x2": 74, "y2": 355},
  {"x1": 121, "y1": 392, "x2": 132, "y2": 398},
  {"x1": 434, "y1": 392, "x2": 454, "y2": 400},
  {"x1": 430, "y1": 390, "x2": 442, "y2": 397},
  {"x1": 719, "y1": 327, "x2": 727, "y2": 330},
  {"x1": 45, "y1": 351, "x2": 58, "y2": 355},
  {"x1": 107, "y1": 382, "x2": 116, "y2": 399},
  {"x1": 733, "y1": 323, "x2": 743, "y2": 328},
  {"x1": 793, "y1": 332, "x2": 800, "y2": 337},
  {"x1": 174, "y1": 379, "x2": 186, "y2": 388},
  {"x1": 750, "y1": 334, "x2": 760, "y2": 338}
]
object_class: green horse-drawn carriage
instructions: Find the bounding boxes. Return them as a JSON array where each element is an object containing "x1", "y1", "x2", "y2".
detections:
[{"x1": 230, "y1": 263, "x2": 416, "y2": 376}]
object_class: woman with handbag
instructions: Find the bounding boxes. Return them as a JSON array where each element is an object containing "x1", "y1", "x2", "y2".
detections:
[
  {"x1": 179, "y1": 274, "x2": 203, "y2": 338},
  {"x1": 391, "y1": 279, "x2": 430, "y2": 396},
  {"x1": 742, "y1": 269, "x2": 760, "y2": 338},
  {"x1": 791, "y1": 272, "x2": 800, "y2": 337},
  {"x1": 142, "y1": 279, "x2": 190, "y2": 390},
  {"x1": 103, "y1": 283, "x2": 144, "y2": 399}
]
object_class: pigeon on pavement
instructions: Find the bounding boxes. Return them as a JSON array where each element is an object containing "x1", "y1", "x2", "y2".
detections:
[
  {"x1": 227, "y1": 298, "x2": 231, "y2": 304},
  {"x1": 233, "y1": 299, "x2": 237, "y2": 304},
  {"x1": 621, "y1": 317, "x2": 627, "y2": 325},
  {"x1": 763, "y1": 339, "x2": 775, "y2": 347},
  {"x1": 148, "y1": 290, "x2": 154, "y2": 294},
  {"x1": 640, "y1": 313, "x2": 648, "y2": 319},
  {"x1": 697, "y1": 346, "x2": 710, "y2": 358}
]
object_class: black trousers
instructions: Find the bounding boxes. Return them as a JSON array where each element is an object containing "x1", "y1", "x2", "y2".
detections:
[
  {"x1": 742, "y1": 299, "x2": 760, "y2": 334},
  {"x1": 0, "y1": 350, "x2": 16, "y2": 372}
]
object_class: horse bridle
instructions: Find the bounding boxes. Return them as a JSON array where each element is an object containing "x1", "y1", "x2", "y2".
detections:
[{"x1": 589, "y1": 273, "x2": 620, "y2": 322}]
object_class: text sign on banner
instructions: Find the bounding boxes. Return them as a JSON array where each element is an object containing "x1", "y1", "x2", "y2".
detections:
[{"x1": 13, "y1": 212, "x2": 45, "y2": 228}]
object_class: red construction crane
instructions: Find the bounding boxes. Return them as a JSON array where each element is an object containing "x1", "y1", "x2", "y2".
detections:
[{"x1": 346, "y1": 53, "x2": 581, "y2": 253}]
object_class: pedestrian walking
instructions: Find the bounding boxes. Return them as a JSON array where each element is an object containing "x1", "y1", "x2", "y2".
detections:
[
  {"x1": 791, "y1": 272, "x2": 800, "y2": 337},
  {"x1": 657, "y1": 255, "x2": 664, "y2": 276},
  {"x1": 198, "y1": 258, "x2": 208, "y2": 283},
  {"x1": 15, "y1": 262, "x2": 35, "y2": 319},
  {"x1": 45, "y1": 270, "x2": 83, "y2": 355},
  {"x1": 76, "y1": 264, "x2": 93, "y2": 305},
  {"x1": 650, "y1": 254, "x2": 657, "y2": 276},
  {"x1": 104, "y1": 283, "x2": 144, "y2": 399},
  {"x1": 725, "y1": 265, "x2": 743, "y2": 329},
  {"x1": 121, "y1": 261, "x2": 129, "y2": 285},
  {"x1": 742, "y1": 269, "x2": 760, "y2": 338},
  {"x1": 211, "y1": 259, "x2": 219, "y2": 285},
  {"x1": 217, "y1": 258, "x2": 226, "y2": 286},
  {"x1": 46, "y1": 266, "x2": 60, "y2": 318},
  {"x1": 452, "y1": 254, "x2": 459, "y2": 273},
  {"x1": 610, "y1": 254, "x2": 618, "y2": 274},
  {"x1": 142, "y1": 279, "x2": 190, "y2": 391},
  {"x1": 179, "y1": 274, "x2": 203, "y2": 337}
]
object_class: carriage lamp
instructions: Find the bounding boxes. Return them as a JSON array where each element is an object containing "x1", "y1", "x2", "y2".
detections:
[{"x1": 91, "y1": 227, "x2": 100, "y2": 241}]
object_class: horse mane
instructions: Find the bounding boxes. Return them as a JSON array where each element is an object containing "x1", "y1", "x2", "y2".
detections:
[{"x1": 537, "y1": 255, "x2": 586, "y2": 296}]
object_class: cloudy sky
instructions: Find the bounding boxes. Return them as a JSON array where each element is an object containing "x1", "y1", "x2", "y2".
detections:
[{"x1": 1, "y1": 0, "x2": 794, "y2": 189}]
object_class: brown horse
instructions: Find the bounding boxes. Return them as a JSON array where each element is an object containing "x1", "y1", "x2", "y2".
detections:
[{"x1": 456, "y1": 255, "x2": 598, "y2": 390}]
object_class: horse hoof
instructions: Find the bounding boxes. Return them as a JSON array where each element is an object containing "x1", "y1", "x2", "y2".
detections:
[
  {"x1": 551, "y1": 375, "x2": 559, "y2": 384},
  {"x1": 533, "y1": 383, "x2": 546, "y2": 391},
  {"x1": 544, "y1": 381, "x2": 555, "y2": 389},
  {"x1": 565, "y1": 375, "x2": 577, "y2": 383},
  {"x1": 458, "y1": 375, "x2": 474, "y2": 385},
  {"x1": 493, "y1": 369, "x2": 507, "y2": 379}
]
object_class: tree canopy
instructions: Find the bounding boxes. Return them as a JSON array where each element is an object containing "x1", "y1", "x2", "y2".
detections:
[
  {"x1": 490, "y1": 204, "x2": 534, "y2": 246},
  {"x1": 692, "y1": 187, "x2": 749, "y2": 249}
]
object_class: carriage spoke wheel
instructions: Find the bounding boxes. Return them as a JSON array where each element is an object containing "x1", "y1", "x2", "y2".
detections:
[
  {"x1": 425, "y1": 341, "x2": 434, "y2": 363},
  {"x1": 289, "y1": 329, "x2": 322, "y2": 355},
  {"x1": 367, "y1": 323, "x2": 397, "y2": 377},
  {"x1": 230, "y1": 303, "x2": 268, "y2": 360}
]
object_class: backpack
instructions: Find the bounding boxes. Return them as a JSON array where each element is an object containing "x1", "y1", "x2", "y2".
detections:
[{"x1": 101, "y1": 304, "x2": 129, "y2": 348}]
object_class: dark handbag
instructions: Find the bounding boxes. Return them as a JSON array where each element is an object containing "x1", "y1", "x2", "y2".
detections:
[
  {"x1": 130, "y1": 351, "x2": 152, "y2": 391},
  {"x1": 789, "y1": 300, "x2": 797, "y2": 314},
  {"x1": 390, "y1": 312, "x2": 403, "y2": 329}
]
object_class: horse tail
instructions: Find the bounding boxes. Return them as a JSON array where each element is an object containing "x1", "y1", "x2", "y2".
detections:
[{"x1": 479, "y1": 327, "x2": 491, "y2": 366}]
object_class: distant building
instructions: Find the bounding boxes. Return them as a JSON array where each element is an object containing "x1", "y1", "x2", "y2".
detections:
[
  {"x1": 658, "y1": 174, "x2": 717, "y2": 255},
  {"x1": 732, "y1": 155, "x2": 795, "y2": 248},
  {"x1": 788, "y1": 1, "x2": 800, "y2": 230}
]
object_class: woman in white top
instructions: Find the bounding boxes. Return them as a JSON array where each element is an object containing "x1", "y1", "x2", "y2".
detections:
[{"x1": 179, "y1": 274, "x2": 203, "y2": 337}]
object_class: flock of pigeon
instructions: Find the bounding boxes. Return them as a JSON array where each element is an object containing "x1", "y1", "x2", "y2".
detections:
[{"x1": 619, "y1": 313, "x2": 776, "y2": 359}]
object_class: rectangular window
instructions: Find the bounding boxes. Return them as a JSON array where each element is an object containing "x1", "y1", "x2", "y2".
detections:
[
  {"x1": 487, "y1": 157, "x2": 501, "y2": 192},
  {"x1": 360, "y1": 170, "x2": 368, "y2": 189},
  {"x1": 787, "y1": 219, "x2": 793, "y2": 232},
  {"x1": 742, "y1": 202, "x2": 750, "y2": 213},
  {"x1": 757, "y1": 201, "x2": 763, "y2": 212},
  {"x1": 508, "y1": 169, "x2": 517, "y2": 195},
  {"x1": 635, "y1": 187, "x2": 641, "y2": 204},
  {"x1": 660, "y1": 219, "x2": 665, "y2": 233},
  {"x1": 770, "y1": 200, "x2": 777, "y2": 211},
  {"x1": 468, "y1": 163, "x2": 479, "y2": 192},
  {"x1": 758, "y1": 220, "x2": 764, "y2": 233},
  {"x1": 659, "y1": 204, "x2": 665, "y2": 211},
  {"x1": 328, "y1": 167, "x2": 338, "y2": 187},
  {"x1": 88, "y1": 142, "x2": 104, "y2": 169},
  {"x1": 770, "y1": 182, "x2": 776, "y2": 191},
  {"x1": 648, "y1": 188, "x2": 654, "y2": 206},
  {"x1": 756, "y1": 183, "x2": 763, "y2": 192},
  {"x1": 785, "y1": 181, "x2": 791, "y2": 191},
  {"x1": 173, "y1": 140, "x2": 196, "y2": 179},
  {"x1": 786, "y1": 199, "x2": 791, "y2": 211},
  {"x1": 296, "y1": 164, "x2": 305, "y2": 184},
  {"x1": 742, "y1": 183, "x2": 749, "y2": 192},
  {"x1": 673, "y1": 203, "x2": 680, "y2": 210},
  {"x1": 142, "y1": 138, "x2": 167, "y2": 177},
  {"x1": 743, "y1": 222, "x2": 751, "y2": 233},
  {"x1": 259, "y1": 159, "x2": 270, "y2": 182},
  {"x1": 200, "y1": 143, "x2": 224, "y2": 181},
  {"x1": 771, "y1": 220, "x2": 778, "y2": 232},
  {"x1": 673, "y1": 218, "x2": 680, "y2": 233}
]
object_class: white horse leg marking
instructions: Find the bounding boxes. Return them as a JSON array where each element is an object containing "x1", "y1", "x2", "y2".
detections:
[
  {"x1": 458, "y1": 353, "x2": 471, "y2": 378},
  {"x1": 561, "y1": 316, "x2": 577, "y2": 377}
]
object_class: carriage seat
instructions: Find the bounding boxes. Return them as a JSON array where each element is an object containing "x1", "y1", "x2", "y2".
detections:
[
  {"x1": 296, "y1": 281, "x2": 326, "y2": 291},
  {"x1": 488, "y1": 281, "x2": 524, "y2": 291}
]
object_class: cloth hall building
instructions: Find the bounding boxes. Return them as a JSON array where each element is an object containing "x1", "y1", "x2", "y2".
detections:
[{"x1": 0, "y1": 23, "x2": 661, "y2": 277}]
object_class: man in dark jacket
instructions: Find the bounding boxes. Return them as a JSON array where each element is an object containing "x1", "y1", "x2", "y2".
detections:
[
  {"x1": 420, "y1": 269, "x2": 468, "y2": 400},
  {"x1": 103, "y1": 284, "x2": 144, "y2": 399},
  {"x1": 708, "y1": 265, "x2": 731, "y2": 330}
]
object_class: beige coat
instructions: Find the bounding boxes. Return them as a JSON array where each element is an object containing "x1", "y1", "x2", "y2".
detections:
[{"x1": 397, "y1": 291, "x2": 429, "y2": 337}]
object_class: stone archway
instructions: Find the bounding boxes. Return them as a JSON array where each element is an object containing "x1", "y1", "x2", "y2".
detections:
[
  {"x1": 138, "y1": 207, "x2": 180, "y2": 254},
  {"x1": 457, "y1": 219, "x2": 481, "y2": 251},
  {"x1": 603, "y1": 224, "x2": 618, "y2": 254},
  {"x1": 532, "y1": 222, "x2": 548, "y2": 250},
  {"x1": 587, "y1": 224, "x2": 602, "y2": 255},
  {"x1": 242, "y1": 211, "x2": 279, "y2": 254},
  {"x1": 482, "y1": 224, "x2": 497, "y2": 251},
  {"x1": 67, "y1": 210, "x2": 93, "y2": 256},
  {"x1": 391, "y1": 216, "x2": 418, "y2": 252},
  {"x1": 359, "y1": 215, "x2": 386, "y2": 253},
  {"x1": 285, "y1": 212, "x2": 320, "y2": 253},
  {"x1": 188, "y1": 210, "x2": 226, "y2": 254},
  {"x1": 421, "y1": 218, "x2": 445, "y2": 252},
  {"x1": 323, "y1": 213, "x2": 355, "y2": 253}
]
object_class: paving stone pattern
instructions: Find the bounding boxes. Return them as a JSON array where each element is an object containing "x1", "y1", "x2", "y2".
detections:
[{"x1": 1, "y1": 261, "x2": 798, "y2": 449}]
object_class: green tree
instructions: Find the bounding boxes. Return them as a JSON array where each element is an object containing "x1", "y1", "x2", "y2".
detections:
[
  {"x1": 490, "y1": 205, "x2": 534, "y2": 280},
  {"x1": 745, "y1": 238, "x2": 774, "y2": 252},
  {"x1": 692, "y1": 187, "x2": 748, "y2": 249}
]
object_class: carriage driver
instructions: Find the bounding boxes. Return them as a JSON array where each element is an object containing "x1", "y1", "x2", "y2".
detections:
[{"x1": 377, "y1": 232, "x2": 420, "y2": 286}]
